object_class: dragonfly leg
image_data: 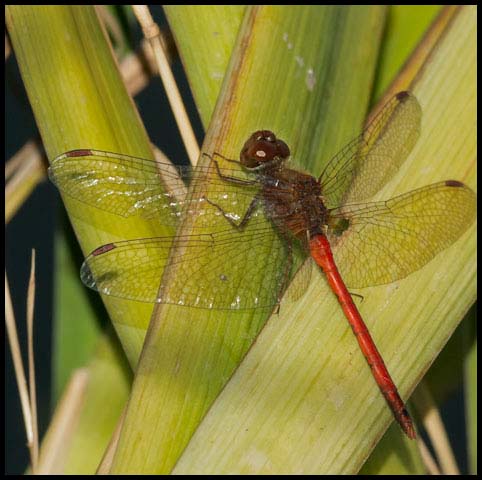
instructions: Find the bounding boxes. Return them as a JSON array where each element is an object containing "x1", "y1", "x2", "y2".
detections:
[
  {"x1": 203, "y1": 195, "x2": 260, "y2": 229},
  {"x1": 350, "y1": 291, "x2": 365, "y2": 303},
  {"x1": 204, "y1": 151, "x2": 242, "y2": 166},
  {"x1": 202, "y1": 152, "x2": 258, "y2": 186}
]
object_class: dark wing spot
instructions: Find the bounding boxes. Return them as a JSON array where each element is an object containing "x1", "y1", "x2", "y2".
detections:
[
  {"x1": 66, "y1": 149, "x2": 93, "y2": 157},
  {"x1": 396, "y1": 91, "x2": 410, "y2": 101},
  {"x1": 92, "y1": 243, "x2": 117, "y2": 256},
  {"x1": 445, "y1": 179, "x2": 465, "y2": 188}
]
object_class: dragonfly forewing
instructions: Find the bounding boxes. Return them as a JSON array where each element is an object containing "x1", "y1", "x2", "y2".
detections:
[
  {"x1": 320, "y1": 91, "x2": 422, "y2": 208},
  {"x1": 49, "y1": 149, "x2": 268, "y2": 228}
]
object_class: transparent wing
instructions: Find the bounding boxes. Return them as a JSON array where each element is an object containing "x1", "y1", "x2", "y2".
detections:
[
  {"x1": 327, "y1": 181, "x2": 476, "y2": 288},
  {"x1": 80, "y1": 216, "x2": 298, "y2": 309},
  {"x1": 48, "y1": 149, "x2": 299, "y2": 227},
  {"x1": 48, "y1": 149, "x2": 265, "y2": 225},
  {"x1": 320, "y1": 91, "x2": 422, "y2": 208},
  {"x1": 284, "y1": 259, "x2": 312, "y2": 303}
]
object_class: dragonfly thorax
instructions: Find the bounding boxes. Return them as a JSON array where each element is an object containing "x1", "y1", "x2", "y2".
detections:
[{"x1": 260, "y1": 165, "x2": 328, "y2": 241}]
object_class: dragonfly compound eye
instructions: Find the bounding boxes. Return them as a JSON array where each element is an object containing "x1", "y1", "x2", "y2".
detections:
[
  {"x1": 252, "y1": 130, "x2": 276, "y2": 142},
  {"x1": 241, "y1": 131, "x2": 290, "y2": 169},
  {"x1": 275, "y1": 139, "x2": 290, "y2": 159}
]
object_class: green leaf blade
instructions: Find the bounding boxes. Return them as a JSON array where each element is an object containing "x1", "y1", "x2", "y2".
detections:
[{"x1": 111, "y1": 5, "x2": 387, "y2": 474}]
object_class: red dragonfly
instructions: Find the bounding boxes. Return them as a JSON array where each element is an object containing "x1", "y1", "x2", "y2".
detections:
[{"x1": 49, "y1": 92, "x2": 476, "y2": 439}]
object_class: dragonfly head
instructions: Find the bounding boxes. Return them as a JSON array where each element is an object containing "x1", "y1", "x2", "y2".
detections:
[{"x1": 240, "y1": 130, "x2": 290, "y2": 171}]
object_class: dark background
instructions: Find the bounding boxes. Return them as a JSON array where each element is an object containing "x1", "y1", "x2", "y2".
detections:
[{"x1": 5, "y1": 7, "x2": 202, "y2": 474}]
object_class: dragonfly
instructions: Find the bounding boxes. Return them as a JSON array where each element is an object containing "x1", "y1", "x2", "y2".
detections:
[{"x1": 49, "y1": 91, "x2": 476, "y2": 439}]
